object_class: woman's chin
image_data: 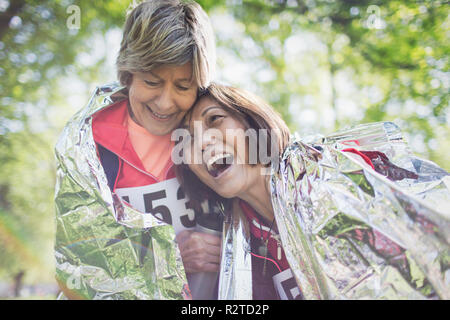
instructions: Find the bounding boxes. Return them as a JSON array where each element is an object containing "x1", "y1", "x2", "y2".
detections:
[
  {"x1": 207, "y1": 165, "x2": 241, "y2": 198},
  {"x1": 215, "y1": 188, "x2": 238, "y2": 199}
]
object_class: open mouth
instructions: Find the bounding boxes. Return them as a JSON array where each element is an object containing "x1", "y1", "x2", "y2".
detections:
[
  {"x1": 146, "y1": 104, "x2": 174, "y2": 121},
  {"x1": 206, "y1": 153, "x2": 234, "y2": 178}
]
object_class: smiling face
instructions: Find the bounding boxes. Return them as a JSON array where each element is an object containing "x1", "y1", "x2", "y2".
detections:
[
  {"x1": 184, "y1": 96, "x2": 263, "y2": 199},
  {"x1": 128, "y1": 62, "x2": 198, "y2": 136}
]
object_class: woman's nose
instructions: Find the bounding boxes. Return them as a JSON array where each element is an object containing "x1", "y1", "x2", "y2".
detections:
[
  {"x1": 154, "y1": 86, "x2": 175, "y2": 112},
  {"x1": 200, "y1": 128, "x2": 223, "y2": 153},
  {"x1": 201, "y1": 134, "x2": 214, "y2": 152}
]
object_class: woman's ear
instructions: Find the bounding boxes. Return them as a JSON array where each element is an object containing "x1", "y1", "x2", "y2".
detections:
[{"x1": 123, "y1": 71, "x2": 133, "y2": 88}]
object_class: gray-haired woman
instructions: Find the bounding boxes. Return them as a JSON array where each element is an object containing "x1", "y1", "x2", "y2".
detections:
[{"x1": 54, "y1": 0, "x2": 219, "y2": 300}]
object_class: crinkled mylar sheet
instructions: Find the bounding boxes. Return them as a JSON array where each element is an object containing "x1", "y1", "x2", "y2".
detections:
[
  {"x1": 55, "y1": 83, "x2": 188, "y2": 299},
  {"x1": 55, "y1": 85, "x2": 448, "y2": 300},
  {"x1": 269, "y1": 122, "x2": 449, "y2": 299}
]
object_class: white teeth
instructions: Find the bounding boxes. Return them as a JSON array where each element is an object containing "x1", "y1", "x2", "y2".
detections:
[
  {"x1": 152, "y1": 111, "x2": 170, "y2": 119},
  {"x1": 206, "y1": 153, "x2": 232, "y2": 171},
  {"x1": 147, "y1": 105, "x2": 172, "y2": 119}
]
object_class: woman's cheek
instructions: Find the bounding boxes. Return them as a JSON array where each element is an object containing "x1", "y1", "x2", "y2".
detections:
[
  {"x1": 190, "y1": 164, "x2": 209, "y2": 184},
  {"x1": 182, "y1": 140, "x2": 197, "y2": 165}
]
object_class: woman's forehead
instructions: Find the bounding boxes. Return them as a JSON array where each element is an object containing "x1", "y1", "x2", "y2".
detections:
[
  {"x1": 192, "y1": 96, "x2": 218, "y2": 117},
  {"x1": 182, "y1": 96, "x2": 216, "y2": 131}
]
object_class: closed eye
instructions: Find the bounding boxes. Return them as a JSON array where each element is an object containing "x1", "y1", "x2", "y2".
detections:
[
  {"x1": 176, "y1": 84, "x2": 190, "y2": 91},
  {"x1": 208, "y1": 114, "x2": 224, "y2": 124},
  {"x1": 144, "y1": 80, "x2": 160, "y2": 87}
]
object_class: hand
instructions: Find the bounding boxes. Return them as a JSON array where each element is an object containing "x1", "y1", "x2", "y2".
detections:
[{"x1": 176, "y1": 230, "x2": 222, "y2": 273}]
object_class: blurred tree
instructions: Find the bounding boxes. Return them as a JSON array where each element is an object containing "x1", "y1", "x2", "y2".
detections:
[
  {"x1": 0, "y1": 0, "x2": 131, "y2": 285},
  {"x1": 0, "y1": 0, "x2": 224, "y2": 288},
  {"x1": 0, "y1": 0, "x2": 130, "y2": 125},
  {"x1": 0, "y1": 0, "x2": 448, "y2": 292},
  {"x1": 213, "y1": 0, "x2": 449, "y2": 167}
]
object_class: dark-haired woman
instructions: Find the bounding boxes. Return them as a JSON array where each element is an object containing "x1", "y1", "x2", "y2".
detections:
[{"x1": 175, "y1": 83, "x2": 450, "y2": 300}]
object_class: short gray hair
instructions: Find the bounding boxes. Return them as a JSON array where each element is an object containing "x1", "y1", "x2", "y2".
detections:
[{"x1": 116, "y1": 0, "x2": 216, "y2": 89}]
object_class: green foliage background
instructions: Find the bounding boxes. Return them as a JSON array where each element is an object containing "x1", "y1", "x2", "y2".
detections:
[{"x1": 0, "y1": 0, "x2": 448, "y2": 295}]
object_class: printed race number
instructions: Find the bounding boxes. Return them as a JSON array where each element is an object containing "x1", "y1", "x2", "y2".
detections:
[
  {"x1": 272, "y1": 268, "x2": 303, "y2": 300},
  {"x1": 115, "y1": 178, "x2": 197, "y2": 234}
]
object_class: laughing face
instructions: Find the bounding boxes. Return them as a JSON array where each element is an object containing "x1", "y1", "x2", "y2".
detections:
[
  {"x1": 184, "y1": 96, "x2": 263, "y2": 199},
  {"x1": 128, "y1": 62, "x2": 198, "y2": 136}
]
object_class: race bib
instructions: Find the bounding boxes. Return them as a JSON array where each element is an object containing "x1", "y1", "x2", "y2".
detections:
[
  {"x1": 272, "y1": 268, "x2": 303, "y2": 300},
  {"x1": 115, "y1": 178, "x2": 197, "y2": 234}
]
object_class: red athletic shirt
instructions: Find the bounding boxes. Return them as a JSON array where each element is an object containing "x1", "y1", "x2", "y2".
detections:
[
  {"x1": 239, "y1": 200, "x2": 290, "y2": 272},
  {"x1": 92, "y1": 100, "x2": 175, "y2": 191}
]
